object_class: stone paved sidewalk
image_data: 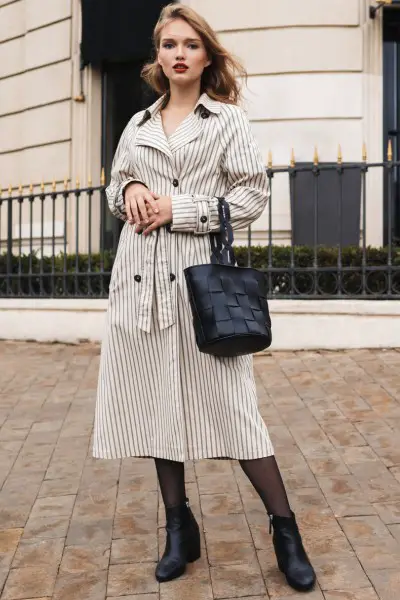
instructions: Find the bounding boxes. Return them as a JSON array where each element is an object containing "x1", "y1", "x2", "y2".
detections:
[{"x1": 0, "y1": 342, "x2": 399, "y2": 600}]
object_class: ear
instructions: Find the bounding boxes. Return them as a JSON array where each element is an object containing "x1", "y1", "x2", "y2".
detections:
[{"x1": 205, "y1": 58, "x2": 212, "y2": 68}]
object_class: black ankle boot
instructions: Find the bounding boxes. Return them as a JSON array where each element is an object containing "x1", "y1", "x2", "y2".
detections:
[
  {"x1": 155, "y1": 498, "x2": 201, "y2": 583},
  {"x1": 270, "y1": 511, "x2": 316, "y2": 592}
]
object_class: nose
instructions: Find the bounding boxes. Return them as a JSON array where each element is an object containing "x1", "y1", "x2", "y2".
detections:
[{"x1": 175, "y1": 45, "x2": 185, "y2": 60}]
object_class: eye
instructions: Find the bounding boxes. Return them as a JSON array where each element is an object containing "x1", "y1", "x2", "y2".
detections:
[
  {"x1": 162, "y1": 42, "x2": 174, "y2": 49},
  {"x1": 188, "y1": 44, "x2": 199, "y2": 49}
]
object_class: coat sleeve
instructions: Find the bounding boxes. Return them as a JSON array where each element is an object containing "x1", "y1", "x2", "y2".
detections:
[
  {"x1": 170, "y1": 106, "x2": 268, "y2": 234},
  {"x1": 105, "y1": 116, "x2": 147, "y2": 221}
]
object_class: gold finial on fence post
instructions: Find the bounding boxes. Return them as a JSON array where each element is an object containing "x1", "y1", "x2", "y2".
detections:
[
  {"x1": 29, "y1": 183, "x2": 33, "y2": 194},
  {"x1": 100, "y1": 168, "x2": 105, "y2": 186},
  {"x1": 8, "y1": 184, "x2": 12, "y2": 196},
  {"x1": 88, "y1": 174, "x2": 92, "y2": 188},
  {"x1": 387, "y1": 139, "x2": 393, "y2": 162},
  {"x1": 337, "y1": 145, "x2": 343, "y2": 165},
  {"x1": 64, "y1": 178, "x2": 68, "y2": 191},
  {"x1": 18, "y1": 183, "x2": 23, "y2": 195},
  {"x1": 76, "y1": 177, "x2": 80, "y2": 189},
  {"x1": 313, "y1": 146, "x2": 319, "y2": 166},
  {"x1": 267, "y1": 151, "x2": 273, "y2": 169},
  {"x1": 52, "y1": 180, "x2": 56, "y2": 193},
  {"x1": 290, "y1": 148, "x2": 296, "y2": 168},
  {"x1": 40, "y1": 180, "x2": 45, "y2": 193},
  {"x1": 362, "y1": 142, "x2": 368, "y2": 162}
]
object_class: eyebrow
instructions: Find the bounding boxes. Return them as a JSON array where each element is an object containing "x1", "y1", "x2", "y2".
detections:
[{"x1": 161, "y1": 37, "x2": 201, "y2": 43}]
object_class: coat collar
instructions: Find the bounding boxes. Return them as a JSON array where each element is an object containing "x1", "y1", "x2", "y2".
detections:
[
  {"x1": 143, "y1": 92, "x2": 221, "y2": 120},
  {"x1": 135, "y1": 93, "x2": 221, "y2": 159}
]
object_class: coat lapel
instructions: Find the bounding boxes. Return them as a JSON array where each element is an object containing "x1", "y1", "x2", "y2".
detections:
[
  {"x1": 135, "y1": 112, "x2": 173, "y2": 160},
  {"x1": 168, "y1": 93, "x2": 221, "y2": 154},
  {"x1": 168, "y1": 111, "x2": 203, "y2": 154},
  {"x1": 134, "y1": 93, "x2": 221, "y2": 160}
]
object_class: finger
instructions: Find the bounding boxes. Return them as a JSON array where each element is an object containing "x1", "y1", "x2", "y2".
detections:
[
  {"x1": 145, "y1": 193, "x2": 159, "y2": 214},
  {"x1": 130, "y1": 199, "x2": 141, "y2": 225},
  {"x1": 143, "y1": 220, "x2": 159, "y2": 236},
  {"x1": 136, "y1": 196, "x2": 150, "y2": 224},
  {"x1": 125, "y1": 198, "x2": 134, "y2": 224},
  {"x1": 136, "y1": 214, "x2": 156, "y2": 233}
]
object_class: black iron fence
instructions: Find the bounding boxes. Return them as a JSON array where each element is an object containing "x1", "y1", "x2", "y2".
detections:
[{"x1": 1, "y1": 155, "x2": 400, "y2": 299}]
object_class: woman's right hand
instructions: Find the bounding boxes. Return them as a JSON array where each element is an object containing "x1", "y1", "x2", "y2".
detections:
[{"x1": 124, "y1": 182, "x2": 159, "y2": 225}]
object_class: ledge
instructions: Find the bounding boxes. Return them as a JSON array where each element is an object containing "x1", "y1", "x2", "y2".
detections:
[{"x1": 1, "y1": 298, "x2": 400, "y2": 349}]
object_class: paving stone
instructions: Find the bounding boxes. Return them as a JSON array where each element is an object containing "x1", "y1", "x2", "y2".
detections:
[
  {"x1": 199, "y1": 492, "x2": 243, "y2": 515},
  {"x1": 12, "y1": 538, "x2": 64, "y2": 569},
  {"x1": 196, "y1": 473, "x2": 239, "y2": 495},
  {"x1": 53, "y1": 570, "x2": 107, "y2": 600},
  {"x1": 353, "y1": 542, "x2": 400, "y2": 570},
  {"x1": 324, "y1": 591, "x2": 379, "y2": 600},
  {"x1": 38, "y1": 477, "x2": 81, "y2": 498},
  {"x1": 107, "y1": 563, "x2": 159, "y2": 596},
  {"x1": 317, "y1": 475, "x2": 376, "y2": 517},
  {"x1": 66, "y1": 517, "x2": 113, "y2": 546},
  {"x1": 113, "y1": 514, "x2": 155, "y2": 539},
  {"x1": 107, "y1": 596, "x2": 159, "y2": 600},
  {"x1": 312, "y1": 556, "x2": 371, "y2": 590},
  {"x1": 59, "y1": 544, "x2": 110, "y2": 575},
  {"x1": 306, "y1": 452, "x2": 350, "y2": 477},
  {"x1": 339, "y1": 515, "x2": 394, "y2": 545},
  {"x1": 111, "y1": 535, "x2": 158, "y2": 564},
  {"x1": 159, "y1": 570, "x2": 212, "y2": 600},
  {"x1": 210, "y1": 562, "x2": 266, "y2": 599},
  {"x1": 23, "y1": 515, "x2": 70, "y2": 539},
  {"x1": 387, "y1": 523, "x2": 400, "y2": 542},
  {"x1": 2, "y1": 566, "x2": 58, "y2": 599},
  {"x1": 368, "y1": 569, "x2": 400, "y2": 600},
  {"x1": 0, "y1": 529, "x2": 23, "y2": 569},
  {"x1": 30, "y1": 495, "x2": 75, "y2": 519}
]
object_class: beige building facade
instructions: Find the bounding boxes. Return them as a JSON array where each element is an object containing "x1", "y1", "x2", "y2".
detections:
[{"x1": 0, "y1": 0, "x2": 394, "y2": 250}]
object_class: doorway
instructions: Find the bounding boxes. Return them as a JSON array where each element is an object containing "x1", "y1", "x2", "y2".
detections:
[
  {"x1": 383, "y1": 6, "x2": 400, "y2": 245},
  {"x1": 100, "y1": 62, "x2": 157, "y2": 250}
]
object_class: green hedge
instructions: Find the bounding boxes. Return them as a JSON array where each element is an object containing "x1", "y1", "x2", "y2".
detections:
[{"x1": 1, "y1": 245, "x2": 399, "y2": 296}]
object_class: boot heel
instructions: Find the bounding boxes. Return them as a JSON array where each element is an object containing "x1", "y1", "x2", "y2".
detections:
[{"x1": 187, "y1": 543, "x2": 201, "y2": 563}]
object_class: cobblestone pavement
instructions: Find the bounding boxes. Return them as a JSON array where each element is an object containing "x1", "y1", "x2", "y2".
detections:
[{"x1": 0, "y1": 342, "x2": 399, "y2": 599}]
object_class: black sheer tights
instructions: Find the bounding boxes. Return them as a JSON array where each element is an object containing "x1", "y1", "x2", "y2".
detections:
[
  {"x1": 239, "y1": 455, "x2": 292, "y2": 517},
  {"x1": 155, "y1": 455, "x2": 291, "y2": 518},
  {"x1": 154, "y1": 459, "x2": 186, "y2": 508}
]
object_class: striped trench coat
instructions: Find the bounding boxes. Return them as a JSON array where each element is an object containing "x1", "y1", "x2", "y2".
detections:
[{"x1": 93, "y1": 92, "x2": 274, "y2": 461}]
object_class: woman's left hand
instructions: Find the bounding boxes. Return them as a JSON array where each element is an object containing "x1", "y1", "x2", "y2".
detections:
[{"x1": 136, "y1": 194, "x2": 172, "y2": 235}]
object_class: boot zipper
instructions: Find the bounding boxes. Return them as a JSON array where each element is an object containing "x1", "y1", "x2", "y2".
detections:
[{"x1": 269, "y1": 514, "x2": 273, "y2": 534}]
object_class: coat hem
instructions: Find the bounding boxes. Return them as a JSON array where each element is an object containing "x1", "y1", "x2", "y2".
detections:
[{"x1": 92, "y1": 447, "x2": 275, "y2": 461}]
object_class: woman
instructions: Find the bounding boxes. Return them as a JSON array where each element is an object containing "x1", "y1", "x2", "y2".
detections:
[{"x1": 94, "y1": 3, "x2": 316, "y2": 593}]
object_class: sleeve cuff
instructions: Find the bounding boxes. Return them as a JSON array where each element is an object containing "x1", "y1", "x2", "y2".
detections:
[
  {"x1": 115, "y1": 179, "x2": 148, "y2": 215},
  {"x1": 171, "y1": 194, "x2": 212, "y2": 234}
]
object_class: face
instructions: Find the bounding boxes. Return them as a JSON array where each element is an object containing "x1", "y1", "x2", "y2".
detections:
[{"x1": 158, "y1": 18, "x2": 211, "y2": 89}]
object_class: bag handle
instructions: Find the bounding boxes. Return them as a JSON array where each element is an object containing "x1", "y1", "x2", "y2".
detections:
[{"x1": 210, "y1": 197, "x2": 236, "y2": 266}]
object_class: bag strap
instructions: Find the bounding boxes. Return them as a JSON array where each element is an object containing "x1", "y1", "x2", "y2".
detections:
[{"x1": 210, "y1": 197, "x2": 236, "y2": 266}]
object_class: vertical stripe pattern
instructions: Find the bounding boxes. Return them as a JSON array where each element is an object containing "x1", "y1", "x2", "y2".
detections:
[{"x1": 93, "y1": 93, "x2": 274, "y2": 461}]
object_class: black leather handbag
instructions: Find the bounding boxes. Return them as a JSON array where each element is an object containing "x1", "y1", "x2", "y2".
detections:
[{"x1": 183, "y1": 197, "x2": 272, "y2": 357}]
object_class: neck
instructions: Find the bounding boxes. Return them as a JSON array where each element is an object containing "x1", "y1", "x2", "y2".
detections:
[{"x1": 166, "y1": 84, "x2": 202, "y2": 111}]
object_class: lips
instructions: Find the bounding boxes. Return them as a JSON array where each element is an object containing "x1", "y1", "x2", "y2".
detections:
[{"x1": 173, "y1": 63, "x2": 188, "y2": 72}]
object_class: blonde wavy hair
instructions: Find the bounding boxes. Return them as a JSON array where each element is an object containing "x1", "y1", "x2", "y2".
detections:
[{"x1": 141, "y1": 3, "x2": 247, "y2": 105}]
